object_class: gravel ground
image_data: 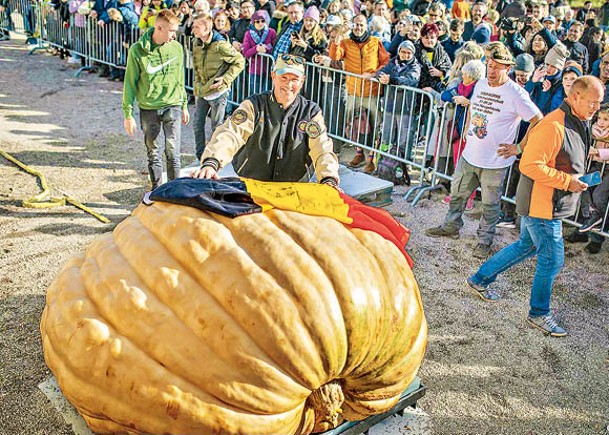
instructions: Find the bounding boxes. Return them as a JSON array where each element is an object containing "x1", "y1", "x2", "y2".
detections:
[{"x1": 1, "y1": 36, "x2": 608, "y2": 435}]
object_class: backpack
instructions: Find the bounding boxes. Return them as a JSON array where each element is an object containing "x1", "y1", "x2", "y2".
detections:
[{"x1": 376, "y1": 144, "x2": 411, "y2": 185}]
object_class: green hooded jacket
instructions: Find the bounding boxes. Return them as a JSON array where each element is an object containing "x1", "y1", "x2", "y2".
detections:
[{"x1": 122, "y1": 28, "x2": 187, "y2": 118}]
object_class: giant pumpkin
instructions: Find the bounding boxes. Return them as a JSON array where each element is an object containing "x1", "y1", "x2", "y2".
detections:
[{"x1": 40, "y1": 201, "x2": 427, "y2": 434}]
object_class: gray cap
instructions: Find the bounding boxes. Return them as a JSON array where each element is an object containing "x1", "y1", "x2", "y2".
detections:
[{"x1": 514, "y1": 53, "x2": 535, "y2": 73}]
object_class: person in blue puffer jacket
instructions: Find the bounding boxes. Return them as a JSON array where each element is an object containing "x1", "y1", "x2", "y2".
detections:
[
  {"x1": 377, "y1": 39, "x2": 421, "y2": 160},
  {"x1": 525, "y1": 43, "x2": 569, "y2": 115}
]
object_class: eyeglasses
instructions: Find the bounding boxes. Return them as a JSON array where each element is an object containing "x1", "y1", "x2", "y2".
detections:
[
  {"x1": 281, "y1": 54, "x2": 305, "y2": 65},
  {"x1": 253, "y1": 19, "x2": 266, "y2": 23}
]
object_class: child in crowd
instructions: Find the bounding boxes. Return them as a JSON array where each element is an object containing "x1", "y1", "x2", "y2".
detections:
[
  {"x1": 578, "y1": 105, "x2": 609, "y2": 235},
  {"x1": 370, "y1": 15, "x2": 391, "y2": 50}
]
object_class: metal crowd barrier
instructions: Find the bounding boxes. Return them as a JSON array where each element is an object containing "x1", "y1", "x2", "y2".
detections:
[
  {"x1": 2, "y1": 6, "x2": 608, "y2": 239},
  {"x1": 301, "y1": 60, "x2": 436, "y2": 195},
  {"x1": 0, "y1": 0, "x2": 41, "y2": 43}
]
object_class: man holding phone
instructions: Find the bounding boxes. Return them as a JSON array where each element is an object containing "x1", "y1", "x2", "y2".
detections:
[
  {"x1": 272, "y1": 1, "x2": 304, "y2": 59},
  {"x1": 466, "y1": 76, "x2": 604, "y2": 337}
]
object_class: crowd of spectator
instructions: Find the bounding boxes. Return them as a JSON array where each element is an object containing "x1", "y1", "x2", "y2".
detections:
[{"x1": 1, "y1": 0, "x2": 608, "y2": 256}]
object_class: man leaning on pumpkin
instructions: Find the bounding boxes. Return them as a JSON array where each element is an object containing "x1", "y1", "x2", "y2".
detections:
[{"x1": 190, "y1": 54, "x2": 341, "y2": 188}]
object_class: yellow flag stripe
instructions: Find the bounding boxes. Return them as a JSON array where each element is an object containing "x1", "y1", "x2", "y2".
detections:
[{"x1": 243, "y1": 178, "x2": 353, "y2": 224}]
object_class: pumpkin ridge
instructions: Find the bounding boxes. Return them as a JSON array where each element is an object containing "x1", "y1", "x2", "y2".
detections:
[
  {"x1": 43, "y1": 333, "x2": 173, "y2": 433},
  {"x1": 206, "y1": 211, "x2": 334, "y2": 389},
  {"x1": 41, "y1": 260, "x2": 182, "y2": 433},
  {"x1": 341, "y1": 322, "x2": 427, "y2": 420},
  {"x1": 128, "y1": 205, "x2": 313, "y2": 412},
  {"x1": 44, "y1": 305, "x2": 309, "y2": 434},
  {"x1": 132, "y1": 204, "x2": 324, "y2": 395},
  {"x1": 266, "y1": 210, "x2": 381, "y2": 377},
  {"x1": 340, "y1": 236, "x2": 426, "y2": 399},
  {"x1": 335, "y1": 229, "x2": 395, "y2": 376},
  {"x1": 97, "y1": 222, "x2": 291, "y2": 413},
  {"x1": 343, "y1": 230, "x2": 421, "y2": 379},
  {"x1": 43, "y1": 260, "x2": 309, "y2": 434},
  {"x1": 214, "y1": 210, "x2": 348, "y2": 384}
]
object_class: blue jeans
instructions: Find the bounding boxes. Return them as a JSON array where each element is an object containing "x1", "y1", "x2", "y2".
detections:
[
  {"x1": 140, "y1": 106, "x2": 182, "y2": 187},
  {"x1": 193, "y1": 94, "x2": 228, "y2": 160},
  {"x1": 469, "y1": 215, "x2": 565, "y2": 317}
]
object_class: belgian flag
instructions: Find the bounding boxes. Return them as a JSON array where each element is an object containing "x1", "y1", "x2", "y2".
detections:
[{"x1": 145, "y1": 178, "x2": 412, "y2": 267}]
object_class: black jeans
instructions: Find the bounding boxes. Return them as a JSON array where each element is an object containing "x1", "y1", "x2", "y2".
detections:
[{"x1": 140, "y1": 106, "x2": 182, "y2": 187}]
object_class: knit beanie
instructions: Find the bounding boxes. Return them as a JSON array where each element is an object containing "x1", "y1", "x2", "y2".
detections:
[
  {"x1": 304, "y1": 6, "x2": 320, "y2": 23},
  {"x1": 251, "y1": 9, "x2": 270, "y2": 24},
  {"x1": 563, "y1": 60, "x2": 583, "y2": 77},
  {"x1": 514, "y1": 53, "x2": 535, "y2": 73},
  {"x1": 544, "y1": 43, "x2": 569, "y2": 70},
  {"x1": 398, "y1": 40, "x2": 416, "y2": 54}
]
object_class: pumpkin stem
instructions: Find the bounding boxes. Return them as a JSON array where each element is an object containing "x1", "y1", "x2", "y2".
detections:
[{"x1": 306, "y1": 380, "x2": 345, "y2": 432}]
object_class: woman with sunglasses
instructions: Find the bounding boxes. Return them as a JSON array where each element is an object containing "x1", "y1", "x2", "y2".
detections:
[{"x1": 242, "y1": 10, "x2": 277, "y2": 94}]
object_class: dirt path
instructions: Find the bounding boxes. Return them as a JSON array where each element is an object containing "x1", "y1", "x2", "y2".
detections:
[{"x1": 1, "y1": 37, "x2": 608, "y2": 435}]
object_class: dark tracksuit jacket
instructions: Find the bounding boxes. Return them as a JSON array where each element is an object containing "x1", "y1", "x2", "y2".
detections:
[
  {"x1": 563, "y1": 39, "x2": 590, "y2": 74},
  {"x1": 516, "y1": 101, "x2": 590, "y2": 220},
  {"x1": 201, "y1": 91, "x2": 339, "y2": 183}
]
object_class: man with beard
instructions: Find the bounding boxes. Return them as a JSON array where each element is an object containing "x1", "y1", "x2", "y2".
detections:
[
  {"x1": 190, "y1": 54, "x2": 340, "y2": 186},
  {"x1": 329, "y1": 14, "x2": 389, "y2": 174},
  {"x1": 426, "y1": 43, "x2": 542, "y2": 259},
  {"x1": 563, "y1": 21, "x2": 589, "y2": 74},
  {"x1": 462, "y1": 1, "x2": 487, "y2": 41}
]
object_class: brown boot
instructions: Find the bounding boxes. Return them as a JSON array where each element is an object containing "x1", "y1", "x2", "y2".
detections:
[
  {"x1": 348, "y1": 153, "x2": 366, "y2": 167},
  {"x1": 362, "y1": 160, "x2": 376, "y2": 174}
]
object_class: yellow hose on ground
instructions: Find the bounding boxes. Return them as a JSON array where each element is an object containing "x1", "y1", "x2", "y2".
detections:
[{"x1": 0, "y1": 149, "x2": 110, "y2": 224}]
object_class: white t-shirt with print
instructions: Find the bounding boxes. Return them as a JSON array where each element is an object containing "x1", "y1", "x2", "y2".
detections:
[{"x1": 461, "y1": 78, "x2": 540, "y2": 169}]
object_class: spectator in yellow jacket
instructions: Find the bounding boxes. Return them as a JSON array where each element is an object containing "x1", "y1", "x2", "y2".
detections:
[{"x1": 139, "y1": 0, "x2": 166, "y2": 30}]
